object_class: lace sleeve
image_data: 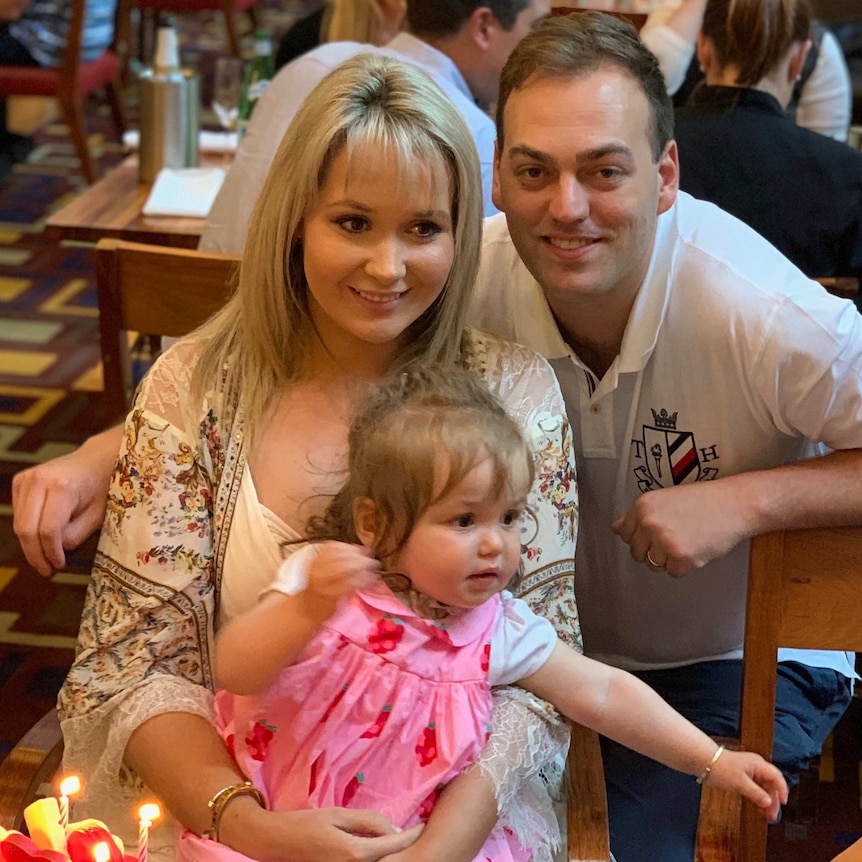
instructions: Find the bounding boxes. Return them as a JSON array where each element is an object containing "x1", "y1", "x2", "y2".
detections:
[
  {"x1": 58, "y1": 341, "x2": 224, "y2": 836},
  {"x1": 462, "y1": 328, "x2": 580, "y2": 648},
  {"x1": 461, "y1": 329, "x2": 579, "y2": 861}
]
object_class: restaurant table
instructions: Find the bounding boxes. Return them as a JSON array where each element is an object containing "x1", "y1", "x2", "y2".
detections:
[{"x1": 45, "y1": 153, "x2": 228, "y2": 249}]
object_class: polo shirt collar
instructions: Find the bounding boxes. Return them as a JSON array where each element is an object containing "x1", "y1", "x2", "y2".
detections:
[
  {"x1": 513, "y1": 198, "x2": 679, "y2": 383},
  {"x1": 387, "y1": 33, "x2": 475, "y2": 104},
  {"x1": 614, "y1": 197, "x2": 677, "y2": 375}
]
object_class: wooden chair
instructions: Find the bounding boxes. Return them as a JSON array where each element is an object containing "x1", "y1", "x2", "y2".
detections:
[
  {"x1": 736, "y1": 526, "x2": 862, "y2": 860},
  {"x1": 834, "y1": 837, "x2": 862, "y2": 861},
  {"x1": 0, "y1": 0, "x2": 128, "y2": 184},
  {"x1": 567, "y1": 525, "x2": 862, "y2": 862},
  {"x1": 95, "y1": 238, "x2": 239, "y2": 423},
  {"x1": 0, "y1": 710, "x2": 63, "y2": 833},
  {"x1": 134, "y1": 0, "x2": 262, "y2": 59},
  {"x1": 816, "y1": 276, "x2": 860, "y2": 301}
]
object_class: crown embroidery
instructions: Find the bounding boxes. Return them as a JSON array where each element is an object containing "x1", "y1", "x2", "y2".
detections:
[{"x1": 650, "y1": 408, "x2": 678, "y2": 430}]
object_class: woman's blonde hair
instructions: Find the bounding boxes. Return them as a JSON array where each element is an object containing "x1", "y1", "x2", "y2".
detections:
[
  {"x1": 323, "y1": 0, "x2": 400, "y2": 44},
  {"x1": 307, "y1": 366, "x2": 535, "y2": 561},
  {"x1": 192, "y1": 53, "x2": 483, "y2": 432}
]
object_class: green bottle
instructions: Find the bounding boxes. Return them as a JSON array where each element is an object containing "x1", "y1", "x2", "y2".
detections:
[{"x1": 237, "y1": 29, "x2": 275, "y2": 142}]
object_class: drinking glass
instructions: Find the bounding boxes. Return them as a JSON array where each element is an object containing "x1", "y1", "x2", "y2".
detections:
[{"x1": 212, "y1": 57, "x2": 243, "y2": 133}]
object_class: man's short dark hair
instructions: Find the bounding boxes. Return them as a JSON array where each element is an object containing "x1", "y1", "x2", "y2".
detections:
[
  {"x1": 496, "y1": 12, "x2": 674, "y2": 161},
  {"x1": 407, "y1": 0, "x2": 530, "y2": 37}
]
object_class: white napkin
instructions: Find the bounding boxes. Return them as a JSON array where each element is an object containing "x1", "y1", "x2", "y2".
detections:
[
  {"x1": 142, "y1": 166, "x2": 226, "y2": 218},
  {"x1": 123, "y1": 129, "x2": 238, "y2": 153}
]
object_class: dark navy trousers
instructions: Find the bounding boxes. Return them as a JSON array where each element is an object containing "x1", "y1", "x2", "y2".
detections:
[{"x1": 601, "y1": 660, "x2": 853, "y2": 862}]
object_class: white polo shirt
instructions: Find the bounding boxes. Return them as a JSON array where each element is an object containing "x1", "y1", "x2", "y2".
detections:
[{"x1": 470, "y1": 192, "x2": 862, "y2": 677}]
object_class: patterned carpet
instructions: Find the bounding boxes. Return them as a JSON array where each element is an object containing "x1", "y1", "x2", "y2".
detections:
[
  {"x1": 0, "y1": 1, "x2": 316, "y2": 757},
  {"x1": 0, "y1": 4, "x2": 860, "y2": 859}
]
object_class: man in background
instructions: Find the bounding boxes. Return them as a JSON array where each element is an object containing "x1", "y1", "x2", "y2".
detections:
[{"x1": 201, "y1": 0, "x2": 549, "y2": 250}]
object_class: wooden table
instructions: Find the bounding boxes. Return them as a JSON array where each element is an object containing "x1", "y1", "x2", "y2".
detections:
[{"x1": 45, "y1": 153, "x2": 226, "y2": 249}]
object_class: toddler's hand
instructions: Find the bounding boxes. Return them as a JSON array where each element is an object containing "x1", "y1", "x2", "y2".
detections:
[
  {"x1": 706, "y1": 749, "x2": 788, "y2": 822},
  {"x1": 306, "y1": 541, "x2": 380, "y2": 604}
]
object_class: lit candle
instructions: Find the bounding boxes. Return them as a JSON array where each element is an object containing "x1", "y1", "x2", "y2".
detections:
[
  {"x1": 23, "y1": 797, "x2": 66, "y2": 851},
  {"x1": 137, "y1": 804, "x2": 160, "y2": 862},
  {"x1": 59, "y1": 776, "x2": 81, "y2": 831},
  {"x1": 94, "y1": 841, "x2": 112, "y2": 862}
]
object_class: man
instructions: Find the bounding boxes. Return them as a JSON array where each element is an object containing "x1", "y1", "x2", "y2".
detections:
[
  {"x1": 471, "y1": 12, "x2": 861, "y2": 861},
  {"x1": 201, "y1": 0, "x2": 549, "y2": 251}
]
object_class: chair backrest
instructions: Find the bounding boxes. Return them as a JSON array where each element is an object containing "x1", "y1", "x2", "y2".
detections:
[
  {"x1": 737, "y1": 526, "x2": 862, "y2": 859},
  {"x1": 61, "y1": 0, "x2": 126, "y2": 79},
  {"x1": 95, "y1": 238, "x2": 240, "y2": 423},
  {"x1": 566, "y1": 525, "x2": 862, "y2": 862},
  {"x1": 0, "y1": 710, "x2": 63, "y2": 832}
]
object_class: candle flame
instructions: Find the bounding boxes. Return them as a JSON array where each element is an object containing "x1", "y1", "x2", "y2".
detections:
[
  {"x1": 93, "y1": 842, "x2": 111, "y2": 862},
  {"x1": 60, "y1": 776, "x2": 81, "y2": 797},
  {"x1": 138, "y1": 804, "x2": 160, "y2": 824}
]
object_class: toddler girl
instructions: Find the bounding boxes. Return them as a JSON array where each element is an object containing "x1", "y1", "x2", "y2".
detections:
[{"x1": 180, "y1": 367, "x2": 787, "y2": 862}]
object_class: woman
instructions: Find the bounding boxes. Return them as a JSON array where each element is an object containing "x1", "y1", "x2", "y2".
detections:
[
  {"x1": 56, "y1": 53, "x2": 578, "y2": 862},
  {"x1": 672, "y1": 0, "x2": 862, "y2": 291},
  {"x1": 275, "y1": 0, "x2": 405, "y2": 70},
  {"x1": 640, "y1": 0, "x2": 853, "y2": 140}
]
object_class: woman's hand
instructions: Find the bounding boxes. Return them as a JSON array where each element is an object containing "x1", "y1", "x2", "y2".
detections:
[{"x1": 222, "y1": 801, "x2": 423, "y2": 862}]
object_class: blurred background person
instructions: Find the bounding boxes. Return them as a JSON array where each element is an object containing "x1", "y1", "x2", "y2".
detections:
[
  {"x1": 673, "y1": 0, "x2": 862, "y2": 302},
  {"x1": 275, "y1": 0, "x2": 406, "y2": 70},
  {"x1": 641, "y1": 0, "x2": 853, "y2": 140},
  {"x1": 0, "y1": 0, "x2": 117, "y2": 174}
]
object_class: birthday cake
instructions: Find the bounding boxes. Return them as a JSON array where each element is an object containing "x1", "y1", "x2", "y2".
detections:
[{"x1": 0, "y1": 780, "x2": 159, "y2": 862}]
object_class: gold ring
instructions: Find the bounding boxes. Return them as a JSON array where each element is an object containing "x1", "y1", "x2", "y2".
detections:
[{"x1": 646, "y1": 550, "x2": 663, "y2": 569}]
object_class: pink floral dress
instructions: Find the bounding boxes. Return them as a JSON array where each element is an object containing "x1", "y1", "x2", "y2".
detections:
[{"x1": 176, "y1": 579, "x2": 557, "y2": 862}]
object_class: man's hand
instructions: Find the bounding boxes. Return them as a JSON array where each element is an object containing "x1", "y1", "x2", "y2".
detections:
[
  {"x1": 612, "y1": 480, "x2": 750, "y2": 577},
  {"x1": 0, "y1": 0, "x2": 32, "y2": 22},
  {"x1": 12, "y1": 427, "x2": 121, "y2": 576}
]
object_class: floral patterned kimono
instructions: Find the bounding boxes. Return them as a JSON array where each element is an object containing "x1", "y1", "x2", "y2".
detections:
[{"x1": 58, "y1": 327, "x2": 580, "y2": 861}]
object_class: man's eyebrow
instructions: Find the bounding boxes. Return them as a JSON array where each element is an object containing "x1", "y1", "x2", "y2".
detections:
[
  {"x1": 577, "y1": 144, "x2": 635, "y2": 163},
  {"x1": 507, "y1": 145, "x2": 557, "y2": 166},
  {"x1": 506, "y1": 143, "x2": 635, "y2": 166}
]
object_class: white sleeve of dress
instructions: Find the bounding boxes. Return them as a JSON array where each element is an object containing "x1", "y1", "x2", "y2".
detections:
[
  {"x1": 57, "y1": 341, "x2": 220, "y2": 840},
  {"x1": 488, "y1": 593, "x2": 558, "y2": 686},
  {"x1": 460, "y1": 330, "x2": 578, "y2": 862},
  {"x1": 795, "y1": 30, "x2": 852, "y2": 142},
  {"x1": 639, "y1": 0, "x2": 696, "y2": 95}
]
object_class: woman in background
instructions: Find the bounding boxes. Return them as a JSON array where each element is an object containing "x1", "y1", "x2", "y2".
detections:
[
  {"x1": 640, "y1": 0, "x2": 853, "y2": 140},
  {"x1": 672, "y1": 0, "x2": 862, "y2": 295},
  {"x1": 275, "y1": 0, "x2": 405, "y2": 70}
]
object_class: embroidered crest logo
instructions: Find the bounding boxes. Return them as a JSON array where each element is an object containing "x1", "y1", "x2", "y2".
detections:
[{"x1": 633, "y1": 408, "x2": 720, "y2": 492}]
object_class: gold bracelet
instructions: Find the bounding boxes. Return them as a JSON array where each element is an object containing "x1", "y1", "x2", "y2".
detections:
[
  {"x1": 202, "y1": 781, "x2": 266, "y2": 843},
  {"x1": 696, "y1": 744, "x2": 726, "y2": 785}
]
